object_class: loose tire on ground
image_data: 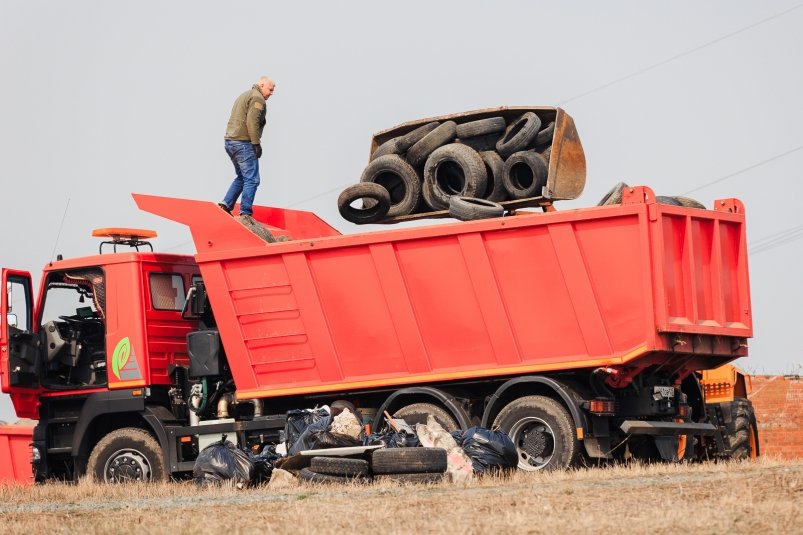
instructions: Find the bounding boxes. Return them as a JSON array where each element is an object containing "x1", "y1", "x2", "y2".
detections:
[
  {"x1": 492, "y1": 395, "x2": 580, "y2": 471},
  {"x1": 496, "y1": 112, "x2": 542, "y2": 158},
  {"x1": 374, "y1": 472, "x2": 445, "y2": 484},
  {"x1": 337, "y1": 182, "x2": 391, "y2": 224},
  {"x1": 502, "y1": 151, "x2": 548, "y2": 199},
  {"x1": 86, "y1": 427, "x2": 166, "y2": 483},
  {"x1": 359, "y1": 155, "x2": 422, "y2": 217},
  {"x1": 449, "y1": 196, "x2": 504, "y2": 221},
  {"x1": 407, "y1": 121, "x2": 457, "y2": 167},
  {"x1": 309, "y1": 456, "x2": 370, "y2": 478},
  {"x1": 393, "y1": 402, "x2": 460, "y2": 432},
  {"x1": 299, "y1": 467, "x2": 366, "y2": 485},
  {"x1": 371, "y1": 447, "x2": 448, "y2": 475},
  {"x1": 479, "y1": 151, "x2": 507, "y2": 202},
  {"x1": 422, "y1": 143, "x2": 487, "y2": 210},
  {"x1": 455, "y1": 117, "x2": 506, "y2": 138}
]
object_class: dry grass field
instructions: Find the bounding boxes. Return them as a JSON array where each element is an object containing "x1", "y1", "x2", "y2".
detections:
[{"x1": 1, "y1": 458, "x2": 801, "y2": 535}]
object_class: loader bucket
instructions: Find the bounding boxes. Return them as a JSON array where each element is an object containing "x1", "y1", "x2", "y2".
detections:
[{"x1": 370, "y1": 107, "x2": 586, "y2": 216}]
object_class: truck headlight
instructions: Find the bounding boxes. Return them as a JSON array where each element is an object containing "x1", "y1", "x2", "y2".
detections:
[{"x1": 31, "y1": 445, "x2": 41, "y2": 462}]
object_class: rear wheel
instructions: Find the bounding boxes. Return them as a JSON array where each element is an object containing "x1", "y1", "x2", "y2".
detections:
[
  {"x1": 87, "y1": 427, "x2": 166, "y2": 483},
  {"x1": 492, "y1": 395, "x2": 580, "y2": 471},
  {"x1": 393, "y1": 402, "x2": 459, "y2": 431}
]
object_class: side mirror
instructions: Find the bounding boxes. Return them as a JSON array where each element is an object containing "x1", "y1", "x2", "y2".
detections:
[{"x1": 7, "y1": 313, "x2": 17, "y2": 329}]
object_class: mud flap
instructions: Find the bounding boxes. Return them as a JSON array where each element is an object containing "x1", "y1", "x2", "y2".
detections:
[{"x1": 653, "y1": 436, "x2": 680, "y2": 461}]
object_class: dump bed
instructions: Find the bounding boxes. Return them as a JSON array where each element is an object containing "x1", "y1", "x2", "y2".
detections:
[{"x1": 136, "y1": 186, "x2": 751, "y2": 400}]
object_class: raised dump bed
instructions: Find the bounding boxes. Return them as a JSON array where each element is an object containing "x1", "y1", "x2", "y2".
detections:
[{"x1": 135, "y1": 185, "x2": 751, "y2": 400}]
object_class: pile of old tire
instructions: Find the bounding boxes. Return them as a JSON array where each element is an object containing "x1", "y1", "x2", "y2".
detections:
[
  {"x1": 337, "y1": 112, "x2": 555, "y2": 224},
  {"x1": 370, "y1": 447, "x2": 448, "y2": 484},
  {"x1": 597, "y1": 182, "x2": 706, "y2": 208},
  {"x1": 299, "y1": 456, "x2": 372, "y2": 485}
]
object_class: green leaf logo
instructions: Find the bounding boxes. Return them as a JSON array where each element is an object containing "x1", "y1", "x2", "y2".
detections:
[{"x1": 112, "y1": 337, "x2": 131, "y2": 379}]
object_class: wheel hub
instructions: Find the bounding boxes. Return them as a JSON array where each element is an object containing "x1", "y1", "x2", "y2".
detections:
[
  {"x1": 509, "y1": 417, "x2": 556, "y2": 470},
  {"x1": 104, "y1": 449, "x2": 151, "y2": 482}
]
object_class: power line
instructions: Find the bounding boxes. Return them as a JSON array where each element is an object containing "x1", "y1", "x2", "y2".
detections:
[
  {"x1": 750, "y1": 223, "x2": 803, "y2": 255},
  {"x1": 558, "y1": 3, "x2": 803, "y2": 105}
]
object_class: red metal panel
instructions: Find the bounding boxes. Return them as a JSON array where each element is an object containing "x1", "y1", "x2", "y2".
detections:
[{"x1": 0, "y1": 425, "x2": 34, "y2": 485}]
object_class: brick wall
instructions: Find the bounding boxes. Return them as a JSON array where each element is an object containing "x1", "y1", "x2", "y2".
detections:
[{"x1": 748, "y1": 375, "x2": 803, "y2": 459}]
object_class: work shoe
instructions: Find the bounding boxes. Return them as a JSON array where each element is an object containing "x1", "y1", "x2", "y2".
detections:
[{"x1": 217, "y1": 202, "x2": 232, "y2": 215}]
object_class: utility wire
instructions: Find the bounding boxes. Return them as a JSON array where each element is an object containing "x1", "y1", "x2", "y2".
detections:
[
  {"x1": 558, "y1": 3, "x2": 803, "y2": 105},
  {"x1": 49, "y1": 197, "x2": 71, "y2": 263},
  {"x1": 750, "y1": 223, "x2": 803, "y2": 255}
]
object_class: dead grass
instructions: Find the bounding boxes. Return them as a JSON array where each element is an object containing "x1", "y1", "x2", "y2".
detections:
[{"x1": 1, "y1": 458, "x2": 801, "y2": 534}]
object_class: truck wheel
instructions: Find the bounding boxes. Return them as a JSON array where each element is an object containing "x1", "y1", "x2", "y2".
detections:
[
  {"x1": 422, "y1": 143, "x2": 488, "y2": 210},
  {"x1": 496, "y1": 112, "x2": 541, "y2": 158},
  {"x1": 492, "y1": 395, "x2": 580, "y2": 471},
  {"x1": 407, "y1": 121, "x2": 457, "y2": 167},
  {"x1": 502, "y1": 151, "x2": 548, "y2": 199},
  {"x1": 393, "y1": 402, "x2": 459, "y2": 431},
  {"x1": 359, "y1": 155, "x2": 422, "y2": 217},
  {"x1": 337, "y1": 183, "x2": 391, "y2": 224},
  {"x1": 723, "y1": 398, "x2": 759, "y2": 460},
  {"x1": 86, "y1": 427, "x2": 166, "y2": 483}
]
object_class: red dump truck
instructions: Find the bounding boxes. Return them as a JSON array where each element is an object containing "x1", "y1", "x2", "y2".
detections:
[{"x1": 0, "y1": 109, "x2": 757, "y2": 483}]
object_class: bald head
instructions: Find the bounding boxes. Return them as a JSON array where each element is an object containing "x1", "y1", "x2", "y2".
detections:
[{"x1": 258, "y1": 76, "x2": 275, "y2": 99}]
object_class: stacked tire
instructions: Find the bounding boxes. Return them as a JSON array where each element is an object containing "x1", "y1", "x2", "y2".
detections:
[
  {"x1": 338, "y1": 112, "x2": 555, "y2": 224},
  {"x1": 299, "y1": 448, "x2": 448, "y2": 486},
  {"x1": 299, "y1": 456, "x2": 371, "y2": 485}
]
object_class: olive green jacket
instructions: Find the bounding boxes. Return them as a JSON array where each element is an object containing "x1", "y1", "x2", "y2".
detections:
[{"x1": 224, "y1": 85, "x2": 267, "y2": 145}]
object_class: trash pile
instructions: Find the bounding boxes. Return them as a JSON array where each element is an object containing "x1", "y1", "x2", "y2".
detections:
[
  {"x1": 192, "y1": 407, "x2": 518, "y2": 488},
  {"x1": 338, "y1": 112, "x2": 556, "y2": 224}
]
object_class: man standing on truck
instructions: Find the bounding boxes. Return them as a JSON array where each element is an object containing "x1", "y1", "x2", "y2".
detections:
[{"x1": 219, "y1": 76, "x2": 276, "y2": 224}]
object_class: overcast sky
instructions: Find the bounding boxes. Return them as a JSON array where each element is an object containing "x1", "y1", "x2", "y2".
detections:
[{"x1": 1, "y1": 1, "x2": 801, "y2": 421}]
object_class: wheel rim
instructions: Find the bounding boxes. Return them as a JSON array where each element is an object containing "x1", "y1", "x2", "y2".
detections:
[
  {"x1": 509, "y1": 417, "x2": 556, "y2": 471},
  {"x1": 103, "y1": 448, "x2": 152, "y2": 482}
]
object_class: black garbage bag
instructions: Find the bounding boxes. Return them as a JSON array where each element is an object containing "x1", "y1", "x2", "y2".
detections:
[
  {"x1": 249, "y1": 445, "x2": 283, "y2": 485},
  {"x1": 456, "y1": 427, "x2": 518, "y2": 473},
  {"x1": 364, "y1": 429, "x2": 420, "y2": 448},
  {"x1": 285, "y1": 408, "x2": 329, "y2": 450},
  {"x1": 193, "y1": 435, "x2": 254, "y2": 487},
  {"x1": 288, "y1": 415, "x2": 362, "y2": 455}
]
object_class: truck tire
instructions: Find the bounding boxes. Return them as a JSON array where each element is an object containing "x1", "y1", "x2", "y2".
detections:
[
  {"x1": 86, "y1": 427, "x2": 167, "y2": 483},
  {"x1": 422, "y1": 143, "x2": 487, "y2": 211},
  {"x1": 455, "y1": 117, "x2": 506, "y2": 138},
  {"x1": 479, "y1": 151, "x2": 507, "y2": 202},
  {"x1": 597, "y1": 181, "x2": 629, "y2": 206},
  {"x1": 374, "y1": 472, "x2": 445, "y2": 484},
  {"x1": 370, "y1": 136, "x2": 401, "y2": 161},
  {"x1": 396, "y1": 121, "x2": 441, "y2": 153},
  {"x1": 310, "y1": 456, "x2": 370, "y2": 478},
  {"x1": 496, "y1": 112, "x2": 541, "y2": 158},
  {"x1": 502, "y1": 151, "x2": 548, "y2": 199},
  {"x1": 371, "y1": 447, "x2": 447, "y2": 474},
  {"x1": 534, "y1": 121, "x2": 555, "y2": 146},
  {"x1": 393, "y1": 402, "x2": 459, "y2": 431},
  {"x1": 407, "y1": 121, "x2": 457, "y2": 167},
  {"x1": 722, "y1": 398, "x2": 759, "y2": 460},
  {"x1": 492, "y1": 395, "x2": 580, "y2": 471},
  {"x1": 299, "y1": 467, "x2": 367, "y2": 485},
  {"x1": 360, "y1": 155, "x2": 422, "y2": 217},
  {"x1": 449, "y1": 196, "x2": 504, "y2": 221},
  {"x1": 457, "y1": 133, "x2": 502, "y2": 152},
  {"x1": 656, "y1": 195, "x2": 682, "y2": 206},
  {"x1": 337, "y1": 183, "x2": 391, "y2": 224},
  {"x1": 672, "y1": 196, "x2": 706, "y2": 209}
]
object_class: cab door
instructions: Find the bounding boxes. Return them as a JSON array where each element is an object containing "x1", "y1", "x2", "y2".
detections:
[{"x1": 0, "y1": 269, "x2": 39, "y2": 392}]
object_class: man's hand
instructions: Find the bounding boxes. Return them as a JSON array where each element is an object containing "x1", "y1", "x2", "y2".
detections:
[{"x1": 254, "y1": 144, "x2": 263, "y2": 158}]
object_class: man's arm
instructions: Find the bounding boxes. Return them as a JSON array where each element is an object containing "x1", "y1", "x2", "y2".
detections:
[{"x1": 245, "y1": 99, "x2": 265, "y2": 146}]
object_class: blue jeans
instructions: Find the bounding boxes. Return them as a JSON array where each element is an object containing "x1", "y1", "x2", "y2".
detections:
[{"x1": 222, "y1": 140, "x2": 260, "y2": 216}]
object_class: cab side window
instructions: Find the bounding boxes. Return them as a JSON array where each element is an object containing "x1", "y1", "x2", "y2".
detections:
[
  {"x1": 150, "y1": 273, "x2": 186, "y2": 311},
  {"x1": 6, "y1": 278, "x2": 31, "y2": 332}
]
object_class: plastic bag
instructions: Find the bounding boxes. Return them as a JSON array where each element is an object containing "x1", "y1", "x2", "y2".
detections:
[
  {"x1": 364, "y1": 429, "x2": 420, "y2": 448},
  {"x1": 249, "y1": 445, "x2": 283, "y2": 485},
  {"x1": 288, "y1": 415, "x2": 362, "y2": 455},
  {"x1": 193, "y1": 435, "x2": 254, "y2": 488},
  {"x1": 285, "y1": 408, "x2": 329, "y2": 450},
  {"x1": 455, "y1": 427, "x2": 518, "y2": 473}
]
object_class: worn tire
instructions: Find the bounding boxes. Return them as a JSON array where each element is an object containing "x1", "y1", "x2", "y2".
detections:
[
  {"x1": 396, "y1": 122, "x2": 440, "y2": 153},
  {"x1": 455, "y1": 117, "x2": 506, "y2": 138},
  {"x1": 422, "y1": 143, "x2": 487, "y2": 210},
  {"x1": 449, "y1": 196, "x2": 504, "y2": 221},
  {"x1": 534, "y1": 121, "x2": 555, "y2": 146},
  {"x1": 496, "y1": 112, "x2": 542, "y2": 158},
  {"x1": 407, "y1": 121, "x2": 457, "y2": 167},
  {"x1": 656, "y1": 195, "x2": 683, "y2": 206},
  {"x1": 502, "y1": 151, "x2": 548, "y2": 199},
  {"x1": 393, "y1": 402, "x2": 459, "y2": 432},
  {"x1": 371, "y1": 447, "x2": 448, "y2": 475},
  {"x1": 360, "y1": 155, "x2": 422, "y2": 217},
  {"x1": 370, "y1": 137, "x2": 402, "y2": 161},
  {"x1": 479, "y1": 151, "x2": 507, "y2": 202},
  {"x1": 310, "y1": 457, "x2": 370, "y2": 477},
  {"x1": 722, "y1": 398, "x2": 759, "y2": 460},
  {"x1": 299, "y1": 467, "x2": 360, "y2": 485},
  {"x1": 457, "y1": 133, "x2": 502, "y2": 152},
  {"x1": 597, "y1": 181, "x2": 629, "y2": 206},
  {"x1": 374, "y1": 472, "x2": 445, "y2": 484},
  {"x1": 672, "y1": 196, "x2": 706, "y2": 209},
  {"x1": 87, "y1": 427, "x2": 166, "y2": 483},
  {"x1": 337, "y1": 183, "x2": 391, "y2": 224},
  {"x1": 539, "y1": 145, "x2": 552, "y2": 163},
  {"x1": 492, "y1": 395, "x2": 580, "y2": 471}
]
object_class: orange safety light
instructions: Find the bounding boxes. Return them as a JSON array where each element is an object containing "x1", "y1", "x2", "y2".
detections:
[
  {"x1": 92, "y1": 227, "x2": 157, "y2": 254},
  {"x1": 180, "y1": 436, "x2": 193, "y2": 443},
  {"x1": 588, "y1": 398, "x2": 617, "y2": 416}
]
